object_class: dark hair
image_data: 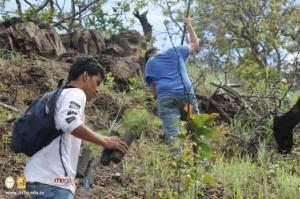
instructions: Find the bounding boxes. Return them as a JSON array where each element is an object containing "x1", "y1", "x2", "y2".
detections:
[
  {"x1": 67, "y1": 57, "x2": 105, "y2": 82},
  {"x1": 144, "y1": 47, "x2": 160, "y2": 63}
]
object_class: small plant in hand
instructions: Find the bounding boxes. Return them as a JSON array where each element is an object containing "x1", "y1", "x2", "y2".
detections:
[{"x1": 100, "y1": 107, "x2": 149, "y2": 165}]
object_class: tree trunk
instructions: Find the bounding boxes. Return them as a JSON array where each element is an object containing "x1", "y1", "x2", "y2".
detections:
[
  {"x1": 133, "y1": 10, "x2": 152, "y2": 42},
  {"x1": 15, "y1": 0, "x2": 22, "y2": 17}
]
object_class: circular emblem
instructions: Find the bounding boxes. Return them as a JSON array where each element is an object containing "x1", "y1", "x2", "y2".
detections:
[{"x1": 5, "y1": 176, "x2": 15, "y2": 189}]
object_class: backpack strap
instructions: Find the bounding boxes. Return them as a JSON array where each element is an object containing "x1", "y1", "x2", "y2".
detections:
[{"x1": 57, "y1": 79, "x2": 65, "y2": 88}]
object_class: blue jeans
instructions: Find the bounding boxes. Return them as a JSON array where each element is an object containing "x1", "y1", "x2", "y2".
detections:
[
  {"x1": 26, "y1": 182, "x2": 73, "y2": 199},
  {"x1": 157, "y1": 94, "x2": 199, "y2": 153}
]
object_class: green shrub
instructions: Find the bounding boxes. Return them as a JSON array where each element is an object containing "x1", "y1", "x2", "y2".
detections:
[{"x1": 121, "y1": 107, "x2": 161, "y2": 137}]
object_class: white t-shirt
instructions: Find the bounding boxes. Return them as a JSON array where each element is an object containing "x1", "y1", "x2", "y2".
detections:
[{"x1": 24, "y1": 88, "x2": 86, "y2": 194}]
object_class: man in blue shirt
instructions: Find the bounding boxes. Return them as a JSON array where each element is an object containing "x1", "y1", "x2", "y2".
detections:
[{"x1": 144, "y1": 18, "x2": 200, "y2": 153}]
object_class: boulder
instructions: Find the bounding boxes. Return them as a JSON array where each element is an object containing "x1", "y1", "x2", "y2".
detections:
[
  {"x1": 69, "y1": 29, "x2": 106, "y2": 55},
  {"x1": 0, "y1": 17, "x2": 66, "y2": 57},
  {"x1": 95, "y1": 54, "x2": 142, "y2": 90},
  {"x1": 105, "y1": 30, "x2": 146, "y2": 57}
]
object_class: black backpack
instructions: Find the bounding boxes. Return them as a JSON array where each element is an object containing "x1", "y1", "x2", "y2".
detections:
[{"x1": 11, "y1": 82, "x2": 64, "y2": 157}]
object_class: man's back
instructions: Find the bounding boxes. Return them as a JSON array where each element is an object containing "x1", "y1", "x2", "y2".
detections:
[{"x1": 145, "y1": 45, "x2": 194, "y2": 97}]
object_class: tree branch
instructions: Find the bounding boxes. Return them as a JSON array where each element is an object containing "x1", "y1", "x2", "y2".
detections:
[
  {"x1": 0, "y1": 101, "x2": 19, "y2": 112},
  {"x1": 54, "y1": 0, "x2": 99, "y2": 27},
  {"x1": 23, "y1": 0, "x2": 34, "y2": 10},
  {"x1": 34, "y1": 0, "x2": 50, "y2": 15}
]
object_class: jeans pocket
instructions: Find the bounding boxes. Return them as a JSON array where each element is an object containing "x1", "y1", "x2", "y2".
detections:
[{"x1": 157, "y1": 96, "x2": 178, "y2": 115}]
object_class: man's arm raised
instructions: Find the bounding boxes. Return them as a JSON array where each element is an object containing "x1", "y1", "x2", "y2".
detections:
[{"x1": 185, "y1": 17, "x2": 199, "y2": 54}]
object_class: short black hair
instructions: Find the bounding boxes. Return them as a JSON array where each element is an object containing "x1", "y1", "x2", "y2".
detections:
[
  {"x1": 144, "y1": 47, "x2": 160, "y2": 63},
  {"x1": 67, "y1": 57, "x2": 105, "y2": 82}
]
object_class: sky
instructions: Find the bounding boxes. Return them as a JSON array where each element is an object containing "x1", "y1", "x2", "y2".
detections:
[{"x1": 133, "y1": 7, "x2": 182, "y2": 50}]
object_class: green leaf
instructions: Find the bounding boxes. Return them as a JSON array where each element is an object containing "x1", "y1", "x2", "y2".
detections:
[
  {"x1": 191, "y1": 114, "x2": 210, "y2": 130},
  {"x1": 197, "y1": 142, "x2": 218, "y2": 158},
  {"x1": 201, "y1": 127, "x2": 219, "y2": 138}
]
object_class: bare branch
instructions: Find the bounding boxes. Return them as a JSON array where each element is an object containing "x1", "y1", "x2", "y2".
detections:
[
  {"x1": 0, "y1": 101, "x2": 19, "y2": 112},
  {"x1": 34, "y1": 0, "x2": 50, "y2": 15},
  {"x1": 23, "y1": 0, "x2": 34, "y2": 10},
  {"x1": 54, "y1": 0, "x2": 100, "y2": 27}
]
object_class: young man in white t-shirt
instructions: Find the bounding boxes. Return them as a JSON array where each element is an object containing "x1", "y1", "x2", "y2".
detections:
[{"x1": 25, "y1": 57, "x2": 128, "y2": 199}]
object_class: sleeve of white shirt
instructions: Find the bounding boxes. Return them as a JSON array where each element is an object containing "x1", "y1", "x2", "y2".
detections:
[{"x1": 55, "y1": 88, "x2": 86, "y2": 134}]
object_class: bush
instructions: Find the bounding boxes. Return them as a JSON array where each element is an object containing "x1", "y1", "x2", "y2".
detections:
[{"x1": 122, "y1": 107, "x2": 161, "y2": 137}]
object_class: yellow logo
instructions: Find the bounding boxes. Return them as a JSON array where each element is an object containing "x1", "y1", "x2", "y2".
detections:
[
  {"x1": 4, "y1": 176, "x2": 15, "y2": 189},
  {"x1": 16, "y1": 176, "x2": 26, "y2": 190}
]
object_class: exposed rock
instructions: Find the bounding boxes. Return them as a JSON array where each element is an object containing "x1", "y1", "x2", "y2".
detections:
[
  {"x1": 0, "y1": 18, "x2": 147, "y2": 91},
  {"x1": 103, "y1": 44, "x2": 124, "y2": 56},
  {"x1": 105, "y1": 30, "x2": 146, "y2": 57},
  {"x1": 69, "y1": 29, "x2": 106, "y2": 55},
  {"x1": 0, "y1": 17, "x2": 66, "y2": 57},
  {"x1": 95, "y1": 54, "x2": 142, "y2": 90}
]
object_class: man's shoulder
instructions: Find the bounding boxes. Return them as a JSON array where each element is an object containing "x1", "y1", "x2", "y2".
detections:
[
  {"x1": 62, "y1": 88, "x2": 85, "y2": 97},
  {"x1": 59, "y1": 88, "x2": 86, "y2": 105}
]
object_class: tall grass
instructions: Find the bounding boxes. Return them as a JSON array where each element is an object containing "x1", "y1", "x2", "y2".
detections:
[{"x1": 211, "y1": 156, "x2": 260, "y2": 198}]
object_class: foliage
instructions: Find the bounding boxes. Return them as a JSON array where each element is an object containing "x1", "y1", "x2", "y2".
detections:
[
  {"x1": 103, "y1": 72, "x2": 115, "y2": 89},
  {"x1": 128, "y1": 76, "x2": 150, "y2": 104},
  {"x1": 84, "y1": 1, "x2": 133, "y2": 34},
  {"x1": 38, "y1": 9, "x2": 55, "y2": 22},
  {"x1": 198, "y1": 0, "x2": 300, "y2": 72},
  {"x1": 121, "y1": 107, "x2": 161, "y2": 137}
]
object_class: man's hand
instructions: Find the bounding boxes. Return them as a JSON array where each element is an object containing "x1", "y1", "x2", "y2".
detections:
[
  {"x1": 102, "y1": 136, "x2": 128, "y2": 154},
  {"x1": 149, "y1": 84, "x2": 156, "y2": 98},
  {"x1": 184, "y1": 17, "x2": 192, "y2": 28},
  {"x1": 72, "y1": 124, "x2": 129, "y2": 154},
  {"x1": 184, "y1": 17, "x2": 199, "y2": 53}
]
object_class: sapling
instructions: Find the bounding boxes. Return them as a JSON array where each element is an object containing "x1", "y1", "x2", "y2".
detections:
[
  {"x1": 100, "y1": 108, "x2": 147, "y2": 165},
  {"x1": 99, "y1": 130, "x2": 119, "y2": 165},
  {"x1": 109, "y1": 108, "x2": 148, "y2": 163}
]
